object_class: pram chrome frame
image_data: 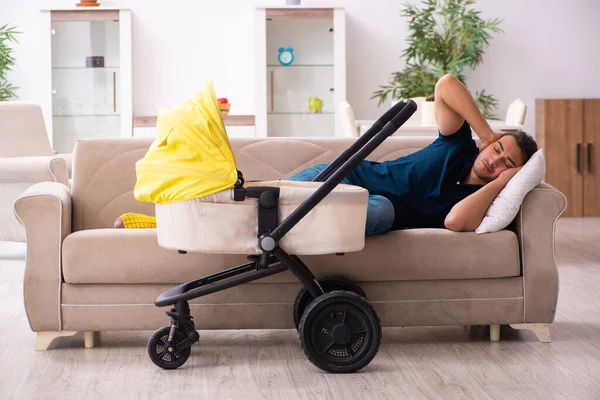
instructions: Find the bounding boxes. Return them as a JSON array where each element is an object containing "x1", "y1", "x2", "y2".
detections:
[{"x1": 148, "y1": 99, "x2": 417, "y2": 372}]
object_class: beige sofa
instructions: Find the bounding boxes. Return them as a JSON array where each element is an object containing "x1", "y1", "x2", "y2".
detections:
[{"x1": 14, "y1": 136, "x2": 567, "y2": 351}]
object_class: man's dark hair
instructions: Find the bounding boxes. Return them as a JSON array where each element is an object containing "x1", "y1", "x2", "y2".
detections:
[{"x1": 501, "y1": 131, "x2": 538, "y2": 164}]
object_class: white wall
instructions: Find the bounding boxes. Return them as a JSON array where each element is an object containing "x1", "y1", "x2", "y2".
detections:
[
  {"x1": 2, "y1": 0, "x2": 600, "y2": 138},
  {"x1": 464, "y1": 0, "x2": 600, "y2": 136},
  {"x1": 1, "y1": 0, "x2": 44, "y2": 105}
]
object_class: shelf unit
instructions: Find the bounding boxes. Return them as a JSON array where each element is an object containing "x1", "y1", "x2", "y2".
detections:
[
  {"x1": 255, "y1": 7, "x2": 346, "y2": 138},
  {"x1": 266, "y1": 64, "x2": 335, "y2": 67},
  {"x1": 40, "y1": 7, "x2": 132, "y2": 153}
]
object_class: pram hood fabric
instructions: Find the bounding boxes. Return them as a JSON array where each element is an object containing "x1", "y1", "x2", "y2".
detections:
[{"x1": 134, "y1": 81, "x2": 238, "y2": 204}]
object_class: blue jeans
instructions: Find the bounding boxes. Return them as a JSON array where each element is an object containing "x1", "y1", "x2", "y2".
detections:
[{"x1": 287, "y1": 163, "x2": 395, "y2": 236}]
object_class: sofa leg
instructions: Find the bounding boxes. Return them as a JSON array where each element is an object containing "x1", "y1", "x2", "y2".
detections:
[
  {"x1": 84, "y1": 331, "x2": 98, "y2": 348},
  {"x1": 490, "y1": 324, "x2": 500, "y2": 342},
  {"x1": 36, "y1": 331, "x2": 78, "y2": 351},
  {"x1": 509, "y1": 323, "x2": 552, "y2": 343}
]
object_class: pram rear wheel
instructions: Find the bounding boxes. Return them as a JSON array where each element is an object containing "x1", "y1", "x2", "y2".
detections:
[
  {"x1": 148, "y1": 326, "x2": 191, "y2": 370},
  {"x1": 299, "y1": 290, "x2": 381, "y2": 373},
  {"x1": 293, "y1": 275, "x2": 366, "y2": 330}
]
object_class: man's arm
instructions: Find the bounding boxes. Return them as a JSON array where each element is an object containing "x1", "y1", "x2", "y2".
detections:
[
  {"x1": 434, "y1": 74, "x2": 499, "y2": 148},
  {"x1": 445, "y1": 167, "x2": 521, "y2": 232}
]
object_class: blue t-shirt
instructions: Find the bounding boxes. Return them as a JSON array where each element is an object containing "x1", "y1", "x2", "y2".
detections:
[{"x1": 348, "y1": 121, "x2": 483, "y2": 230}]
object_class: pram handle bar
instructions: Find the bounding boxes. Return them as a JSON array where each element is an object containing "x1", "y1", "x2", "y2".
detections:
[
  {"x1": 262, "y1": 99, "x2": 417, "y2": 248},
  {"x1": 313, "y1": 99, "x2": 413, "y2": 183}
]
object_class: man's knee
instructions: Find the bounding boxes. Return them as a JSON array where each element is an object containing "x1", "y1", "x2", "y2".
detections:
[
  {"x1": 366, "y1": 195, "x2": 394, "y2": 235},
  {"x1": 368, "y1": 195, "x2": 394, "y2": 218}
]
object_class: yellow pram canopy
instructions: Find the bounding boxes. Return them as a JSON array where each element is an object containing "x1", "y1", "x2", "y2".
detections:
[{"x1": 134, "y1": 81, "x2": 239, "y2": 204}]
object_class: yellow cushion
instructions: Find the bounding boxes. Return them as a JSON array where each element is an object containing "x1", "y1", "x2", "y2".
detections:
[{"x1": 115, "y1": 213, "x2": 156, "y2": 229}]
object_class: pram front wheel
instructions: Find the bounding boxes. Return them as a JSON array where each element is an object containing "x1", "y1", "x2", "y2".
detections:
[
  {"x1": 299, "y1": 290, "x2": 381, "y2": 373},
  {"x1": 293, "y1": 275, "x2": 367, "y2": 330},
  {"x1": 148, "y1": 326, "x2": 191, "y2": 370}
]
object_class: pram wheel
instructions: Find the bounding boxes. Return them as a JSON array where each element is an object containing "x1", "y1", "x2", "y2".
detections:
[
  {"x1": 299, "y1": 290, "x2": 381, "y2": 373},
  {"x1": 148, "y1": 326, "x2": 191, "y2": 370},
  {"x1": 293, "y1": 275, "x2": 366, "y2": 330}
]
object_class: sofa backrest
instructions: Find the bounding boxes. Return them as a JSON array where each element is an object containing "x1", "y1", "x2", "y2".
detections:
[
  {"x1": 71, "y1": 136, "x2": 435, "y2": 232},
  {"x1": 0, "y1": 102, "x2": 54, "y2": 158}
]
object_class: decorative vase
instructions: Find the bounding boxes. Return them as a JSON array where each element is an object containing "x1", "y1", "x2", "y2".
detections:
[
  {"x1": 308, "y1": 97, "x2": 323, "y2": 113},
  {"x1": 421, "y1": 101, "x2": 436, "y2": 125},
  {"x1": 76, "y1": 0, "x2": 100, "y2": 7}
]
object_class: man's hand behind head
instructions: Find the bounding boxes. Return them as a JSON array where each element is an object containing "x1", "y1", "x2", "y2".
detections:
[{"x1": 479, "y1": 131, "x2": 504, "y2": 151}]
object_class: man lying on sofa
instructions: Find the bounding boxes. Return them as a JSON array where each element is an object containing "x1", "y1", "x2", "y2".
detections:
[{"x1": 288, "y1": 74, "x2": 538, "y2": 235}]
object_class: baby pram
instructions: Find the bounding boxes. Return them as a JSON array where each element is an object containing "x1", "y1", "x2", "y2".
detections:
[{"x1": 135, "y1": 83, "x2": 416, "y2": 373}]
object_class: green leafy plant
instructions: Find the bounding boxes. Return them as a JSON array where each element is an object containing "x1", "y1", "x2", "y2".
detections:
[
  {"x1": 0, "y1": 24, "x2": 21, "y2": 101},
  {"x1": 371, "y1": 0, "x2": 502, "y2": 119}
]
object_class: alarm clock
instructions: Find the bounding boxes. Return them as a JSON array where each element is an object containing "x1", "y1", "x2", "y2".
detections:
[{"x1": 278, "y1": 47, "x2": 294, "y2": 66}]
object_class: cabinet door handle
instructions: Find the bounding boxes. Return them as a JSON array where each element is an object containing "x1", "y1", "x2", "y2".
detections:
[
  {"x1": 270, "y1": 71, "x2": 274, "y2": 112},
  {"x1": 577, "y1": 143, "x2": 582, "y2": 174},
  {"x1": 113, "y1": 72, "x2": 117, "y2": 113},
  {"x1": 588, "y1": 143, "x2": 592, "y2": 173}
]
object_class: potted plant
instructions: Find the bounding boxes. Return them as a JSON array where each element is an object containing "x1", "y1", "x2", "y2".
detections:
[
  {"x1": 371, "y1": 0, "x2": 502, "y2": 120},
  {"x1": 421, "y1": 95, "x2": 436, "y2": 125},
  {"x1": 0, "y1": 24, "x2": 21, "y2": 101},
  {"x1": 76, "y1": 0, "x2": 100, "y2": 7}
]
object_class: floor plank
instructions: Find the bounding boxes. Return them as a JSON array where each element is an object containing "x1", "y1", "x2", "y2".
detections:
[{"x1": 1, "y1": 218, "x2": 599, "y2": 399}]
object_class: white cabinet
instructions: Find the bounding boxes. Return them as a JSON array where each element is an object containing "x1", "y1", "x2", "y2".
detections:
[
  {"x1": 255, "y1": 7, "x2": 346, "y2": 138},
  {"x1": 40, "y1": 8, "x2": 133, "y2": 153}
]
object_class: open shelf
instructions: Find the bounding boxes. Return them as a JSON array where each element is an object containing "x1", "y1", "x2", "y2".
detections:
[
  {"x1": 53, "y1": 114, "x2": 121, "y2": 117},
  {"x1": 267, "y1": 64, "x2": 334, "y2": 67},
  {"x1": 268, "y1": 112, "x2": 334, "y2": 115},
  {"x1": 52, "y1": 66, "x2": 120, "y2": 69}
]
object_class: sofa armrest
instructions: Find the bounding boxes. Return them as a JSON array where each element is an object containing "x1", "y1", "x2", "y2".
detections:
[
  {"x1": 514, "y1": 182, "x2": 567, "y2": 323},
  {"x1": 54, "y1": 153, "x2": 72, "y2": 179},
  {"x1": 14, "y1": 182, "x2": 72, "y2": 332},
  {"x1": 0, "y1": 156, "x2": 69, "y2": 186},
  {"x1": 0, "y1": 157, "x2": 70, "y2": 242}
]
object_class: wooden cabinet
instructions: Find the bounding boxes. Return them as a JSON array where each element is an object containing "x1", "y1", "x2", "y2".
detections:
[{"x1": 536, "y1": 99, "x2": 600, "y2": 217}]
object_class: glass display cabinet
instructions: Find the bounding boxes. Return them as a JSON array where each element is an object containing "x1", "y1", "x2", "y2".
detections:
[
  {"x1": 40, "y1": 8, "x2": 132, "y2": 153},
  {"x1": 255, "y1": 7, "x2": 346, "y2": 137}
]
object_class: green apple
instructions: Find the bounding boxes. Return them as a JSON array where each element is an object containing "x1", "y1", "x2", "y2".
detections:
[{"x1": 308, "y1": 97, "x2": 323, "y2": 113}]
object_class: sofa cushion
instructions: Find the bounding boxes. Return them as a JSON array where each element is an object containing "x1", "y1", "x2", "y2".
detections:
[
  {"x1": 70, "y1": 137, "x2": 435, "y2": 232},
  {"x1": 62, "y1": 228, "x2": 521, "y2": 284}
]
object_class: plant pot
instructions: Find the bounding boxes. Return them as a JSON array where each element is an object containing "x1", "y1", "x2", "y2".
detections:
[
  {"x1": 76, "y1": 0, "x2": 100, "y2": 7},
  {"x1": 421, "y1": 101, "x2": 436, "y2": 125},
  {"x1": 219, "y1": 103, "x2": 230, "y2": 116},
  {"x1": 391, "y1": 97, "x2": 426, "y2": 123}
]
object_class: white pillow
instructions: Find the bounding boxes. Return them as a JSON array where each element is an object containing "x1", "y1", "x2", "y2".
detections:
[{"x1": 476, "y1": 149, "x2": 546, "y2": 234}]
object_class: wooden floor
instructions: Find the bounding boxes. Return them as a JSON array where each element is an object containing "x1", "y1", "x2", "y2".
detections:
[{"x1": 1, "y1": 218, "x2": 599, "y2": 399}]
